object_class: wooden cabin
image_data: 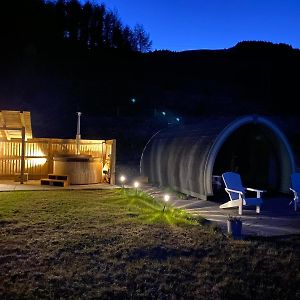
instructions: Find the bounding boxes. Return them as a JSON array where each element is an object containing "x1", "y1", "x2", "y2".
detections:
[{"x1": 0, "y1": 110, "x2": 116, "y2": 184}]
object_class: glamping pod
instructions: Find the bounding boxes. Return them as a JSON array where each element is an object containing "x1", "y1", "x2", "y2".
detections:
[{"x1": 140, "y1": 115, "x2": 295, "y2": 200}]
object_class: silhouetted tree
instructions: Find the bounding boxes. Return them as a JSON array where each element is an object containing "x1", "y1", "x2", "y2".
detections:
[
  {"x1": 92, "y1": 4, "x2": 105, "y2": 48},
  {"x1": 54, "y1": 0, "x2": 67, "y2": 42},
  {"x1": 80, "y1": 1, "x2": 93, "y2": 47},
  {"x1": 112, "y1": 20, "x2": 124, "y2": 49},
  {"x1": 0, "y1": 0, "x2": 152, "y2": 54},
  {"x1": 133, "y1": 24, "x2": 152, "y2": 52},
  {"x1": 66, "y1": 0, "x2": 81, "y2": 42},
  {"x1": 103, "y1": 10, "x2": 117, "y2": 48},
  {"x1": 122, "y1": 26, "x2": 137, "y2": 51}
]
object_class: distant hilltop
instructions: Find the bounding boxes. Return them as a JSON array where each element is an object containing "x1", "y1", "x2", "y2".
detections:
[
  {"x1": 152, "y1": 40, "x2": 297, "y2": 55},
  {"x1": 233, "y1": 40, "x2": 294, "y2": 50}
]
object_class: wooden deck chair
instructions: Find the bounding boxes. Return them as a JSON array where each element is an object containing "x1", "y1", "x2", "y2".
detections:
[
  {"x1": 290, "y1": 172, "x2": 300, "y2": 211},
  {"x1": 220, "y1": 172, "x2": 265, "y2": 215}
]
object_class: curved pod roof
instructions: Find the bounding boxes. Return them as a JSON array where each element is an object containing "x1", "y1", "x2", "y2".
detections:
[{"x1": 140, "y1": 115, "x2": 295, "y2": 200}]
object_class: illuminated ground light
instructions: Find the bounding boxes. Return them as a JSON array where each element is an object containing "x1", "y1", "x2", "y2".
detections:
[
  {"x1": 134, "y1": 181, "x2": 140, "y2": 194},
  {"x1": 120, "y1": 175, "x2": 126, "y2": 188},
  {"x1": 163, "y1": 194, "x2": 170, "y2": 212}
]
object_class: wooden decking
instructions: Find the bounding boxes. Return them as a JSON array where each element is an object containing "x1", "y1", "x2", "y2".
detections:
[{"x1": 0, "y1": 180, "x2": 118, "y2": 191}]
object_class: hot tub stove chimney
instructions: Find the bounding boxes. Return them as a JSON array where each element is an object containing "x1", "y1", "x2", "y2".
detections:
[{"x1": 76, "y1": 112, "x2": 81, "y2": 155}]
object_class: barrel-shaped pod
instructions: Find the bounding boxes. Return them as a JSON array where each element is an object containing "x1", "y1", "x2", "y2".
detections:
[
  {"x1": 140, "y1": 115, "x2": 295, "y2": 200},
  {"x1": 53, "y1": 155, "x2": 102, "y2": 184}
]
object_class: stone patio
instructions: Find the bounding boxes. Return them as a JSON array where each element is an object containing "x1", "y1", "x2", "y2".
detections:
[{"x1": 141, "y1": 184, "x2": 300, "y2": 237}]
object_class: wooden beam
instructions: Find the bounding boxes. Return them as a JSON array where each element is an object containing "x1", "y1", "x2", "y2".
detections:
[
  {"x1": 48, "y1": 140, "x2": 53, "y2": 175},
  {"x1": 109, "y1": 139, "x2": 116, "y2": 185},
  {"x1": 0, "y1": 112, "x2": 10, "y2": 140},
  {"x1": 20, "y1": 127, "x2": 26, "y2": 184},
  {"x1": 20, "y1": 112, "x2": 26, "y2": 127},
  {"x1": 0, "y1": 111, "x2": 4, "y2": 127},
  {"x1": 2, "y1": 130, "x2": 9, "y2": 140},
  {"x1": 0, "y1": 126, "x2": 26, "y2": 141},
  {"x1": 0, "y1": 127, "x2": 23, "y2": 130}
]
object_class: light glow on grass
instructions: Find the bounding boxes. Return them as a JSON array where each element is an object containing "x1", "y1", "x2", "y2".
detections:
[{"x1": 123, "y1": 189, "x2": 201, "y2": 225}]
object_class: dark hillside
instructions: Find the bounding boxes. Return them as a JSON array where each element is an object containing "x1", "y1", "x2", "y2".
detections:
[{"x1": 1, "y1": 41, "x2": 300, "y2": 169}]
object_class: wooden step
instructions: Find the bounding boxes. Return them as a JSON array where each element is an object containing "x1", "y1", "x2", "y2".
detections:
[
  {"x1": 48, "y1": 174, "x2": 69, "y2": 181},
  {"x1": 41, "y1": 178, "x2": 69, "y2": 187}
]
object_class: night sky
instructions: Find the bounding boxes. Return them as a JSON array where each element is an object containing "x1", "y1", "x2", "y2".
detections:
[{"x1": 85, "y1": 0, "x2": 300, "y2": 51}]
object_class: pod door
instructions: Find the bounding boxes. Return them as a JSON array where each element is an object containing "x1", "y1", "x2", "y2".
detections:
[{"x1": 213, "y1": 124, "x2": 280, "y2": 192}]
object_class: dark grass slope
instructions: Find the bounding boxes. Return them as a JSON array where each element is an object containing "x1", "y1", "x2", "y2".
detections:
[{"x1": 0, "y1": 190, "x2": 299, "y2": 299}]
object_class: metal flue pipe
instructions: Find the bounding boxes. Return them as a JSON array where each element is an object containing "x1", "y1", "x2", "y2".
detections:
[{"x1": 76, "y1": 112, "x2": 82, "y2": 155}]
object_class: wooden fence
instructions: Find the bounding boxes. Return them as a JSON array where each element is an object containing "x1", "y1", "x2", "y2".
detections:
[{"x1": 0, "y1": 138, "x2": 116, "y2": 183}]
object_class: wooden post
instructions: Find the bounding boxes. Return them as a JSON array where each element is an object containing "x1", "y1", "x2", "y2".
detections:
[
  {"x1": 48, "y1": 139, "x2": 53, "y2": 175},
  {"x1": 101, "y1": 141, "x2": 106, "y2": 183},
  {"x1": 110, "y1": 139, "x2": 116, "y2": 185},
  {"x1": 20, "y1": 126, "x2": 26, "y2": 184}
]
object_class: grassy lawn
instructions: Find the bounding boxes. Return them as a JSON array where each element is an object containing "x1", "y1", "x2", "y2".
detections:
[{"x1": 0, "y1": 189, "x2": 299, "y2": 299}]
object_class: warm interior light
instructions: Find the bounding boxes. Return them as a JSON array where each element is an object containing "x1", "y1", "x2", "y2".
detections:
[
  {"x1": 26, "y1": 148, "x2": 47, "y2": 167},
  {"x1": 31, "y1": 157, "x2": 47, "y2": 166}
]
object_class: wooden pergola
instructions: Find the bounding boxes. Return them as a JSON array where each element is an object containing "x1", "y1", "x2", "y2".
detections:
[{"x1": 0, "y1": 110, "x2": 32, "y2": 184}]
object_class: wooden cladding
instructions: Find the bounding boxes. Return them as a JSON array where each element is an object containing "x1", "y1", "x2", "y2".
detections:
[{"x1": 0, "y1": 138, "x2": 116, "y2": 182}]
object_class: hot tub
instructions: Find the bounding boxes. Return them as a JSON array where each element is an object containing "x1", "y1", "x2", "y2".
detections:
[{"x1": 53, "y1": 155, "x2": 101, "y2": 184}]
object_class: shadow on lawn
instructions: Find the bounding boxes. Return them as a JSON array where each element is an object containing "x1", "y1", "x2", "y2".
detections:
[
  {"x1": 127, "y1": 245, "x2": 210, "y2": 261},
  {"x1": 245, "y1": 233, "x2": 300, "y2": 244}
]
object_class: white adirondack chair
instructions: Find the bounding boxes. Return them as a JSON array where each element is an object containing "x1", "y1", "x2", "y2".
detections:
[
  {"x1": 290, "y1": 172, "x2": 300, "y2": 211},
  {"x1": 220, "y1": 172, "x2": 265, "y2": 215}
]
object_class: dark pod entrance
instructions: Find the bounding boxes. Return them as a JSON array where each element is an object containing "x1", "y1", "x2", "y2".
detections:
[{"x1": 213, "y1": 123, "x2": 280, "y2": 192}]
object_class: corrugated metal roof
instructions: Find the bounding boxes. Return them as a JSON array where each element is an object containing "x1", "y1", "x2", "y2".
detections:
[{"x1": 140, "y1": 118, "x2": 231, "y2": 199}]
